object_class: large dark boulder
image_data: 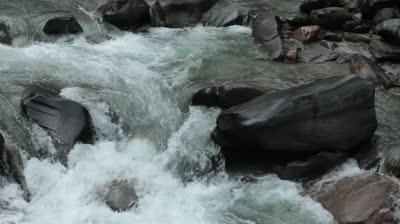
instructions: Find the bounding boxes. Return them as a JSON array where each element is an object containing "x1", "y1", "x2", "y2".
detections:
[
  {"x1": 338, "y1": 0, "x2": 362, "y2": 10},
  {"x1": 300, "y1": 0, "x2": 339, "y2": 13},
  {"x1": 370, "y1": 38, "x2": 400, "y2": 61},
  {"x1": 350, "y1": 54, "x2": 394, "y2": 87},
  {"x1": 97, "y1": 0, "x2": 151, "y2": 30},
  {"x1": 373, "y1": 7, "x2": 400, "y2": 25},
  {"x1": 22, "y1": 93, "x2": 94, "y2": 166},
  {"x1": 0, "y1": 134, "x2": 31, "y2": 201},
  {"x1": 192, "y1": 82, "x2": 269, "y2": 109},
  {"x1": 100, "y1": 179, "x2": 138, "y2": 212},
  {"x1": 212, "y1": 75, "x2": 377, "y2": 155},
  {"x1": 375, "y1": 18, "x2": 400, "y2": 44},
  {"x1": 43, "y1": 17, "x2": 83, "y2": 35},
  {"x1": 310, "y1": 7, "x2": 353, "y2": 29},
  {"x1": 252, "y1": 13, "x2": 284, "y2": 60},
  {"x1": 308, "y1": 174, "x2": 400, "y2": 223},
  {"x1": 0, "y1": 23, "x2": 12, "y2": 45},
  {"x1": 85, "y1": 34, "x2": 112, "y2": 44}
]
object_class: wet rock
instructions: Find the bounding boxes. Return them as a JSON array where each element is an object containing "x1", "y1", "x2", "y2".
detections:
[
  {"x1": 284, "y1": 47, "x2": 301, "y2": 63},
  {"x1": 370, "y1": 38, "x2": 400, "y2": 61},
  {"x1": 97, "y1": 0, "x2": 151, "y2": 30},
  {"x1": 361, "y1": 0, "x2": 400, "y2": 18},
  {"x1": 276, "y1": 152, "x2": 348, "y2": 181},
  {"x1": 381, "y1": 141, "x2": 400, "y2": 177},
  {"x1": 212, "y1": 75, "x2": 377, "y2": 155},
  {"x1": 342, "y1": 20, "x2": 362, "y2": 31},
  {"x1": 350, "y1": 54, "x2": 394, "y2": 87},
  {"x1": 152, "y1": 0, "x2": 218, "y2": 27},
  {"x1": 0, "y1": 134, "x2": 31, "y2": 201},
  {"x1": 101, "y1": 179, "x2": 138, "y2": 212},
  {"x1": 292, "y1": 25, "x2": 321, "y2": 43},
  {"x1": 375, "y1": 18, "x2": 400, "y2": 44},
  {"x1": 252, "y1": 13, "x2": 284, "y2": 60},
  {"x1": 338, "y1": 0, "x2": 362, "y2": 10},
  {"x1": 288, "y1": 13, "x2": 313, "y2": 27},
  {"x1": 343, "y1": 32, "x2": 373, "y2": 42},
  {"x1": 85, "y1": 34, "x2": 112, "y2": 44},
  {"x1": 43, "y1": 17, "x2": 83, "y2": 35},
  {"x1": 192, "y1": 82, "x2": 268, "y2": 109},
  {"x1": 300, "y1": 0, "x2": 339, "y2": 13},
  {"x1": 22, "y1": 93, "x2": 94, "y2": 166},
  {"x1": 299, "y1": 42, "x2": 339, "y2": 62},
  {"x1": 308, "y1": 174, "x2": 400, "y2": 224},
  {"x1": 373, "y1": 7, "x2": 400, "y2": 25},
  {"x1": 0, "y1": 23, "x2": 12, "y2": 45},
  {"x1": 323, "y1": 31, "x2": 344, "y2": 42},
  {"x1": 310, "y1": 7, "x2": 353, "y2": 29}
]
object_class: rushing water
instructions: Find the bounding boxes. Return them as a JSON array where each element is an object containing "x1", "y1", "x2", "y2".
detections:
[{"x1": 0, "y1": 0, "x2": 400, "y2": 224}]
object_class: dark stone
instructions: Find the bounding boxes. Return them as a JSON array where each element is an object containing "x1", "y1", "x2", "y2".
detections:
[
  {"x1": 276, "y1": 152, "x2": 348, "y2": 181},
  {"x1": 284, "y1": 47, "x2": 301, "y2": 63},
  {"x1": 311, "y1": 7, "x2": 353, "y2": 29},
  {"x1": 350, "y1": 54, "x2": 394, "y2": 87},
  {"x1": 43, "y1": 17, "x2": 83, "y2": 35},
  {"x1": 370, "y1": 38, "x2": 400, "y2": 61},
  {"x1": 342, "y1": 20, "x2": 362, "y2": 31},
  {"x1": 0, "y1": 134, "x2": 31, "y2": 201},
  {"x1": 338, "y1": 0, "x2": 362, "y2": 10},
  {"x1": 381, "y1": 141, "x2": 400, "y2": 177},
  {"x1": 323, "y1": 31, "x2": 344, "y2": 41},
  {"x1": 252, "y1": 13, "x2": 284, "y2": 60},
  {"x1": 97, "y1": 0, "x2": 151, "y2": 30},
  {"x1": 101, "y1": 179, "x2": 138, "y2": 212},
  {"x1": 373, "y1": 7, "x2": 400, "y2": 25},
  {"x1": 353, "y1": 25, "x2": 371, "y2": 33},
  {"x1": 375, "y1": 18, "x2": 400, "y2": 44},
  {"x1": 192, "y1": 83, "x2": 268, "y2": 109},
  {"x1": 85, "y1": 34, "x2": 112, "y2": 44},
  {"x1": 212, "y1": 75, "x2": 377, "y2": 154},
  {"x1": 22, "y1": 93, "x2": 94, "y2": 166},
  {"x1": 299, "y1": 42, "x2": 339, "y2": 62},
  {"x1": 0, "y1": 23, "x2": 12, "y2": 45},
  {"x1": 300, "y1": 0, "x2": 339, "y2": 13},
  {"x1": 288, "y1": 13, "x2": 313, "y2": 27},
  {"x1": 308, "y1": 174, "x2": 400, "y2": 224},
  {"x1": 362, "y1": 0, "x2": 400, "y2": 18},
  {"x1": 343, "y1": 32, "x2": 374, "y2": 42}
]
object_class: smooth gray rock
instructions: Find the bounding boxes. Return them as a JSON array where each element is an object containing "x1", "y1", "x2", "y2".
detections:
[
  {"x1": 101, "y1": 179, "x2": 138, "y2": 212},
  {"x1": 350, "y1": 54, "x2": 394, "y2": 87},
  {"x1": 370, "y1": 38, "x2": 400, "y2": 61},
  {"x1": 300, "y1": 0, "x2": 339, "y2": 13},
  {"x1": 373, "y1": 7, "x2": 400, "y2": 25},
  {"x1": 22, "y1": 93, "x2": 94, "y2": 166}
]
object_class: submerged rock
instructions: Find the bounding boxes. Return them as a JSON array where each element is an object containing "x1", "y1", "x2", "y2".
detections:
[
  {"x1": 376, "y1": 18, "x2": 400, "y2": 45},
  {"x1": 300, "y1": 0, "x2": 339, "y2": 13},
  {"x1": 276, "y1": 152, "x2": 348, "y2": 181},
  {"x1": 98, "y1": 0, "x2": 151, "y2": 30},
  {"x1": 192, "y1": 82, "x2": 268, "y2": 109},
  {"x1": 0, "y1": 134, "x2": 31, "y2": 201},
  {"x1": 212, "y1": 75, "x2": 377, "y2": 155},
  {"x1": 101, "y1": 179, "x2": 138, "y2": 212},
  {"x1": 85, "y1": 34, "x2": 112, "y2": 44},
  {"x1": 0, "y1": 22, "x2": 12, "y2": 45},
  {"x1": 373, "y1": 7, "x2": 400, "y2": 25},
  {"x1": 22, "y1": 93, "x2": 94, "y2": 166},
  {"x1": 252, "y1": 13, "x2": 284, "y2": 60},
  {"x1": 43, "y1": 17, "x2": 83, "y2": 35},
  {"x1": 350, "y1": 54, "x2": 394, "y2": 87},
  {"x1": 310, "y1": 7, "x2": 353, "y2": 29},
  {"x1": 370, "y1": 38, "x2": 400, "y2": 61},
  {"x1": 308, "y1": 174, "x2": 400, "y2": 224}
]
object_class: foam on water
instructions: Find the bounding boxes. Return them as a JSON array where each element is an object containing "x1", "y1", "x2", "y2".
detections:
[{"x1": 0, "y1": 26, "x2": 338, "y2": 224}]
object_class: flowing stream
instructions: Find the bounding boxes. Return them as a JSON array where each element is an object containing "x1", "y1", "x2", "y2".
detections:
[{"x1": 1, "y1": 0, "x2": 400, "y2": 224}]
